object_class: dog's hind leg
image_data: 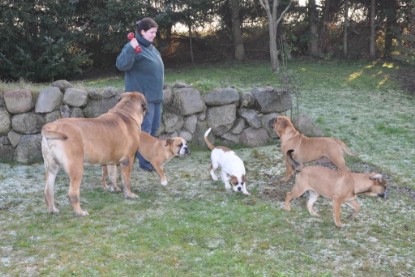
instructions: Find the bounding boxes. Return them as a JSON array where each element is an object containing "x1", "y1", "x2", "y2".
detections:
[
  {"x1": 42, "y1": 139, "x2": 60, "y2": 214},
  {"x1": 210, "y1": 161, "x2": 219, "y2": 181},
  {"x1": 101, "y1": 165, "x2": 109, "y2": 191},
  {"x1": 306, "y1": 191, "x2": 320, "y2": 217},
  {"x1": 43, "y1": 159, "x2": 60, "y2": 214},
  {"x1": 107, "y1": 165, "x2": 121, "y2": 191},
  {"x1": 66, "y1": 161, "x2": 88, "y2": 216}
]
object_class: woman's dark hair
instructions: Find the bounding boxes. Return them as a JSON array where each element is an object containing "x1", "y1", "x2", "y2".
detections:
[{"x1": 136, "y1": 17, "x2": 158, "y2": 33}]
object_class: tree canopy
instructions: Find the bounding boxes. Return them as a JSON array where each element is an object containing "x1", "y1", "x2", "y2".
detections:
[{"x1": 0, "y1": 0, "x2": 413, "y2": 82}]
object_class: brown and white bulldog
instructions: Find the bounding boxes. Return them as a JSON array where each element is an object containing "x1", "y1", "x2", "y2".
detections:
[
  {"x1": 270, "y1": 115, "x2": 356, "y2": 182},
  {"x1": 41, "y1": 92, "x2": 147, "y2": 216},
  {"x1": 284, "y1": 150, "x2": 388, "y2": 228},
  {"x1": 102, "y1": 132, "x2": 190, "y2": 189},
  {"x1": 204, "y1": 127, "x2": 249, "y2": 195}
]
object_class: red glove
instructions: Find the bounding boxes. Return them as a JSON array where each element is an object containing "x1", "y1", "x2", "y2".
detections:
[{"x1": 127, "y1": 32, "x2": 142, "y2": 54}]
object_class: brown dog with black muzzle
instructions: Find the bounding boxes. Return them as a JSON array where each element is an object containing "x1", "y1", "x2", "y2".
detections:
[
  {"x1": 269, "y1": 116, "x2": 356, "y2": 182},
  {"x1": 41, "y1": 92, "x2": 147, "y2": 216},
  {"x1": 284, "y1": 150, "x2": 388, "y2": 228},
  {"x1": 102, "y1": 132, "x2": 190, "y2": 190}
]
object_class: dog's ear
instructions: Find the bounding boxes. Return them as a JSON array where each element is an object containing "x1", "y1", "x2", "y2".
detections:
[
  {"x1": 230, "y1": 175, "x2": 238, "y2": 186},
  {"x1": 165, "y1": 138, "x2": 174, "y2": 146},
  {"x1": 242, "y1": 175, "x2": 247, "y2": 183},
  {"x1": 279, "y1": 117, "x2": 289, "y2": 129}
]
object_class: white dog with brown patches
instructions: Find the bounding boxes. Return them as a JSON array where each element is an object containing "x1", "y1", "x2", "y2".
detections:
[{"x1": 204, "y1": 128, "x2": 249, "y2": 195}]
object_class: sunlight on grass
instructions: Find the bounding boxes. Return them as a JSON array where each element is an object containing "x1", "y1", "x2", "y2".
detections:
[
  {"x1": 348, "y1": 71, "x2": 362, "y2": 81},
  {"x1": 382, "y1": 62, "x2": 395, "y2": 68}
]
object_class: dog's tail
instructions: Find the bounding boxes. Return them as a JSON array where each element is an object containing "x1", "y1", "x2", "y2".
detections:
[
  {"x1": 41, "y1": 125, "x2": 68, "y2": 140},
  {"x1": 204, "y1": 128, "x2": 215, "y2": 150},
  {"x1": 286, "y1": 149, "x2": 303, "y2": 172},
  {"x1": 336, "y1": 139, "x2": 358, "y2": 156}
]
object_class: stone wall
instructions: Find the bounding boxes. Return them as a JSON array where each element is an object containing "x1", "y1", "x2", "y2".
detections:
[{"x1": 0, "y1": 80, "x2": 292, "y2": 164}]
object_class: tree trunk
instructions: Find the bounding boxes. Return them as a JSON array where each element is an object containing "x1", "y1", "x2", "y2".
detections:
[
  {"x1": 384, "y1": 1, "x2": 398, "y2": 58},
  {"x1": 259, "y1": 0, "x2": 292, "y2": 72},
  {"x1": 343, "y1": 0, "x2": 349, "y2": 57},
  {"x1": 369, "y1": 0, "x2": 376, "y2": 59},
  {"x1": 269, "y1": 19, "x2": 279, "y2": 71},
  {"x1": 308, "y1": 0, "x2": 319, "y2": 56},
  {"x1": 230, "y1": 0, "x2": 245, "y2": 61},
  {"x1": 188, "y1": 22, "x2": 194, "y2": 65}
]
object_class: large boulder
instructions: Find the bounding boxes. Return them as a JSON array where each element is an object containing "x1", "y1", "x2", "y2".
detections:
[
  {"x1": 252, "y1": 86, "x2": 292, "y2": 113},
  {"x1": 3, "y1": 89, "x2": 34, "y2": 114},
  {"x1": 163, "y1": 112, "x2": 184, "y2": 132},
  {"x1": 15, "y1": 134, "x2": 43, "y2": 164},
  {"x1": 203, "y1": 87, "x2": 240, "y2": 106},
  {"x1": 11, "y1": 112, "x2": 45, "y2": 134},
  {"x1": 206, "y1": 104, "x2": 237, "y2": 135},
  {"x1": 82, "y1": 97, "x2": 119, "y2": 118},
  {"x1": 238, "y1": 109, "x2": 261, "y2": 128},
  {"x1": 165, "y1": 87, "x2": 205, "y2": 115},
  {"x1": 63, "y1": 88, "x2": 88, "y2": 107},
  {"x1": 0, "y1": 108, "x2": 11, "y2": 135},
  {"x1": 239, "y1": 127, "x2": 270, "y2": 147},
  {"x1": 35, "y1": 87, "x2": 63, "y2": 113},
  {"x1": 294, "y1": 114, "x2": 324, "y2": 137},
  {"x1": 51, "y1": 80, "x2": 74, "y2": 91}
]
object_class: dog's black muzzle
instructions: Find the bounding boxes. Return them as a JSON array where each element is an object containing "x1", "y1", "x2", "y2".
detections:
[
  {"x1": 183, "y1": 146, "x2": 190, "y2": 155},
  {"x1": 378, "y1": 188, "x2": 388, "y2": 199},
  {"x1": 268, "y1": 118, "x2": 276, "y2": 128}
]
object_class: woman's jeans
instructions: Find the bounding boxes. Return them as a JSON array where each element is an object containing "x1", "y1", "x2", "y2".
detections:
[{"x1": 136, "y1": 102, "x2": 162, "y2": 167}]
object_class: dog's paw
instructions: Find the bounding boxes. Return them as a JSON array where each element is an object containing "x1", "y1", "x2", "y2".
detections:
[
  {"x1": 75, "y1": 210, "x2": 89, "y2": 217},
  {"x1": 161, "y1": 180, "x2": 168, "y2": 186},
  {"x1": 125, "y1": 192, "x2": 138, "y2": 199},
  {"x1": 48, "y1": 207, "x2": 60, "y2": 214}
]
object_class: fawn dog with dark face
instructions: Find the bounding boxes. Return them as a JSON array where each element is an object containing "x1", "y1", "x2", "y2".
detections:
[
  {"x1": 41, "y1": 92, "x2": 147, "y2": 216},
  {"x1": 270, "y1": 116, "x2": 356, "y2": 182},
  {"x1": 284, "y1": 149, "x2": 388, "y2": 228}
]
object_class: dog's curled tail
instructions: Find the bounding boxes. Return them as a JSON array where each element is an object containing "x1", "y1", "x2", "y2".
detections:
[
  {"x1": 286, "y1": 149, "x2": 303, "y2": 172},
  {"x1": 336, "y1": 139, "x2": 358, "y2": 157},
  {"x1": 204, "y1": 128, "x2": 215, "y2": 150}
]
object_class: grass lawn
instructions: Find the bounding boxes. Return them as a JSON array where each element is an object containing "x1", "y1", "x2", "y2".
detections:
[{"x1": 0, "y1": 60, "x2": 414, "y2": 276}]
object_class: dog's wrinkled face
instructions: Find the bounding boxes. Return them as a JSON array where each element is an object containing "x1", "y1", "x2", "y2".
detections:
[
  {"x1": 230, "y1": 175, "x2": 247, "y2": 193},
  {"x1": 166, "y1": 137, "x2": 190, "y2": 156}
]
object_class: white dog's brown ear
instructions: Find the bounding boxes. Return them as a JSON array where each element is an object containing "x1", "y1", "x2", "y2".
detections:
[
  {"x1": 242, "y1": 175, "x2": 247, "y2": 183},
  {"x1": 230, "y1": 176, "x2": 238, "y2": 186}
]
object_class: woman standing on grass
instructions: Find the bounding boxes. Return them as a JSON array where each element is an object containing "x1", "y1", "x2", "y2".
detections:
[{"x1": 116, "y1": 17, "x2": 164, "y2": 172}]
